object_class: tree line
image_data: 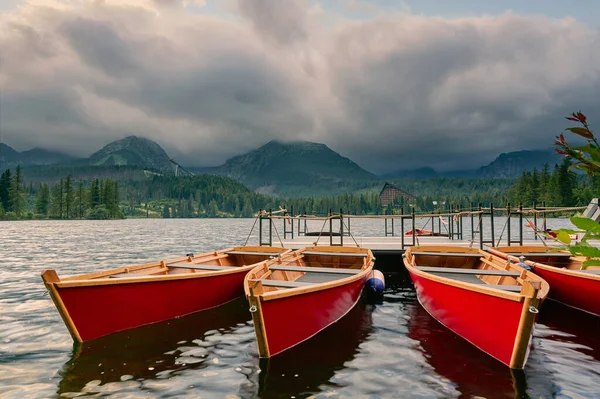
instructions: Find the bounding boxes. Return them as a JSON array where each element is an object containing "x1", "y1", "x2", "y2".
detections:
[
  {"x1": 1, "y1": 159, "x2": 597, "y2": 221},
  {"x1": 0, "y1": 166, "x2": 123, "y2": 220}
]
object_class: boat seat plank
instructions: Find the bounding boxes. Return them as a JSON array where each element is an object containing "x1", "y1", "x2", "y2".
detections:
[
  {"x1": 258, "y1": 280, "x2": 314, "y2": 288},
  {"x1": 302, "y1": 251, "x2": 367, "y2": 257},
  {"x1": 505, "y1": 252, "x2": 572, "y2": 257},
  {"x1": 269, "y1": 265, "x2": 361, "y2": 274},
  {"x1": 412, "y1": 252, "x2": 482, "y2": 258},
  {"x1": 296, "y1": 273, "x2": 345, "y2": 284},
  {"x1": 167, "y1": 263, "x2": 238, "y2": 271},
  {"x1": 580, "y1": 269, "x2": 600, "y2": 275},
  {"x1": 425, "y1": 271, "x2": 522, "y2": 292},
  {"x1": 486, "y1": 285, "x2": 523, "y2": 292},
  {"x1": 225, "y1": 251, "x2": 282, "y2": 256},
  {"x1": 415, "y1": 266, "x2": 520, "y2": 276}
]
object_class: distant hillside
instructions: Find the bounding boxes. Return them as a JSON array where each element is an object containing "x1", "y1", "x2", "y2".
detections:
[
  {"x1": 477, "y1": 149, "x2": 560, "y2": 178},
  {"x1": 0, "y1": 143, "x2": 76, "y2": 169},
  {"x1": 205, "y1": 140, "x2": 378, "y2": 197},
  {"x1": 88, "y1": 136, "x2": 174, "y2": 171},
  {"x1": 379, "y1": 167, "x2": 439, "y2": 179}
]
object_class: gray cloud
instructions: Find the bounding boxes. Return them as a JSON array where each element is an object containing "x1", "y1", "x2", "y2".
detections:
[{"x1": 0, "y1": 2, "x2": 598, "y2": 173}]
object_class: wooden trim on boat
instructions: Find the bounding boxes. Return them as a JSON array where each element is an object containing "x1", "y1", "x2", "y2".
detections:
[
  {"x1": 41, "y1": 270, "x2": 82, "y2": 343},
  {"x1": 248, "y1": 280, "x2": 270, "y2": 358},
  {"x1": 510, "y1": 280, "x2": 541, "y2": 369},
  {"x1": 528, "y1": 261, "x2": 600, "y2": 281}
]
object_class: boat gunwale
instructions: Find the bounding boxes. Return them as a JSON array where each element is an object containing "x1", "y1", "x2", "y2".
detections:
[
  {"x1": 245, "y1": 247, "x2": 375, "y2": 302},
  {"x1": 489, "y1": 247, "x2": 600, "y2": 282},
  {"x1": 404, "y1": 246, "x2": 549, "y2": 302},
  {"x1": 47, "y1": 246, "x2": 291, "y2": 288}
]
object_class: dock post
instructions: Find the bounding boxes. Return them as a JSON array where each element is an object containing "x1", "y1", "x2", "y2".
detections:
[
  {"x1": 283, "y1": 206, "x2": 288, "y2": 239},
  {"x1": 542, "y1": 201, "x2": 547, "y2": 232},
  {"x1": 533, "y1": 201, "x2": 537, "y2": 240},
  {"x1": 471, "y1": 202, "x2": 475, "y2": 240},
  {"x1": 340, "y1": 208, "x2": 344, "y2": 246},
  {"x1": 384, "y1": 211, "x2": 388, "y2": 237},
  {"x1": 449, "y1": 204, "x2": 453, "y2": 240},
  {"x1": 519, "y1": 203, "x2": 523, "y2": 245},
  {"x1": 329, "y1": 209, "x2": 333, "y2": 246},
  {"x1": 506, "y1": 202, "x2": 511, "y2": 246},
  {"x1": 401, "y1": 208, "x2": 405, "y2": 250},
  {"x1": 411, "y1": 207, "x2": 416, "y2": 246},
  {"x1": 459, "y1": 205, "x2": 464, "y2": 240},
  {"x1": 269, "y1": 209, "x2": 273, "y2": 246},
  {"x1": 347, "y1": 217, "x2": 351, "y2": 235},
  {"x1": 258, "y1": 209, "x2": 263, "y2": 246},
  {"x1": 291, "y1": 205, "x2": 294, "y2": 239},
  {"x1": 490, "y1": 203, "x2": 495, "y2": 246},
  {"x1": 478, "y1": 203, "x2": 483, "y2": 249},
  {"x1": 391, "y1": 215, "x2": 395, "y2": 237}
]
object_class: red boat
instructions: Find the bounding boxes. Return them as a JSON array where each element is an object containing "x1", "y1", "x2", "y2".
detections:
[
  {"x1": 403, "y1": 246, "x2": 549, "y2": 369},
  {"x1": 490, "y1": 246, "x2": 600, "y2": 317},
  {"x1": 244, "y1": 246, "x2": 374, "y2": 358},
  {"x1": 41, "y1": 246, "x2": 289, "y2": 342}
]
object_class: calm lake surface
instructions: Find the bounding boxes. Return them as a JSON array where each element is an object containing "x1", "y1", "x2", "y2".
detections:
[{"x1": 1, "y1": 218, "x2": 599, "y2": 398}]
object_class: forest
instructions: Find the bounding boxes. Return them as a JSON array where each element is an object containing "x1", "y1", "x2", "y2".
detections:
[{"x1": 0, "y1": 158, "x2": 596, "y2": 220}]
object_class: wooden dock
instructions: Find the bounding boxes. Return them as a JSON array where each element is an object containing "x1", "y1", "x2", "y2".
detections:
[{"x1": 278, "y1": 236, "x2": 560, "y2": 254}]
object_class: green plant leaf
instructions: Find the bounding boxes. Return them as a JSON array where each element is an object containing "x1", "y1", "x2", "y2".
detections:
[
  {"x1": 570, "y1": 217, "x2": 600, "y2": 233},
  {"x1": 582, "y1": 259, "x2": 600, "y2": 269},
  {"x1": 568, "y1": 243, "x2": 600, "y2": 258},
  {"x1": 556, "y1": 231, "x2": 571, "y2": 244}
]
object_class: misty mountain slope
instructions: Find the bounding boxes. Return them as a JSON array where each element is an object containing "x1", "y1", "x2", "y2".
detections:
[
  {"x1": 0, "y1": 143, "x2": 77, "y2": 169},
  {"x1": 88, "y1": 136, "x2": 174, "y2": 171},
  {"x1": 477, "y1": 149, "x2": 560, "y2": 178},
  {"x1": 207, "y1": 140, "x2": 378, "y2": 197}
]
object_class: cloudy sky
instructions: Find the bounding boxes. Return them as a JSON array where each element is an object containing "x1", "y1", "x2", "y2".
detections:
[{"x1": 0, "y1": 0, "x2": 598, "y2": 173}]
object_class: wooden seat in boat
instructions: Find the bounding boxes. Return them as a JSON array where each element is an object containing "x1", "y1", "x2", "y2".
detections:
[
  {"x1": 225, "y1": 251, "x2": 283, "y2": 256},
  {"x1": 269, "y1": 265, "x2": 361, "y2": 274},
  {"x1": 411, "y1": 252, "x2": 482, "y2": 257},
  {"x1": 258, "y1": 280, "x2": 313, "y2": 288},
  {"x1": 415, "y1": 266, "x2": 520, "y2": 276},
  {"x1": 167, "y1": 263, "x2": 238, "y2": 271},
  {"x1": 302, "y1": 251, "x2": 368, "y2": 257},
  {"x1": 580, "y1": 269, "x2": 600, "y2": 275}
]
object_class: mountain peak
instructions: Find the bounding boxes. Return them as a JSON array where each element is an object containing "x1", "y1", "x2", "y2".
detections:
[
  {"x1": 210, "y1": 140, "x2": 376, "y2": 197},
  {"x1": 88, "y1": 136, "x2": 174, "y2": 171}
]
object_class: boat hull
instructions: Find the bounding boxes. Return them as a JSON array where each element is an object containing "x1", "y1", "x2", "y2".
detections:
[
  {"x1": 409, "y1": 270, "x2": 529, "y2": 368},
  {"x1": 533, "y1": 266, "x2": 600, "y2": 316},
  {"x1": 51, "y1": 271, "x2": 247, "y2": 341},
  {"x1": 258, "y1": 275, "x2": 368, "y2": 357}
]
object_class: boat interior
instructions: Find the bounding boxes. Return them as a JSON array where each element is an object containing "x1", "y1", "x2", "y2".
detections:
[
  {"x1": 247, "y1": 247, "x2": 371, "y2": 293},
  {"x1": 491, "y1": 246, "x2": 600, "y2": 273},
  {"x1": 62, "y1": 246, "x2": 289, "y2": 281},
  {"x1": 405, "y1": 246, "x2": 547, "y2": 294}
]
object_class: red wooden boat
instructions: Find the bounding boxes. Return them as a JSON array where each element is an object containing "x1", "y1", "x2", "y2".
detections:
[
  {"x1": 403, "y1": 246, "x2": 549, "y2": 369},
  {"x1": 41, "y1": 246, "x2": 289, "y2": 342},
  {"x1": 244, "y1": 246, "x2": 374, "y2": 358},
  {"x1": 490, "y1": 246, "x2": 600, "y2": 317}
]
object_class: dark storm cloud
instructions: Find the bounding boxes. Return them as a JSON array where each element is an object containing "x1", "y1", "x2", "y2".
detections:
[{"x1": 0, "y1": 1, "x2": 598, "y2": 172}]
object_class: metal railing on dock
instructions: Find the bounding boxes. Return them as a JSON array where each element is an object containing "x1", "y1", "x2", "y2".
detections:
[{"x1": 254, "y1": 203, "x2": 587, "y2": 250}]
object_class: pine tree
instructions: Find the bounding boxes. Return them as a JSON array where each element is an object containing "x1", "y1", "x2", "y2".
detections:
[
  {"x1": 64, "y1": 175, "x2": 73, "y2": 219},
  {"x1": 36, "y1": 184, "x2": 50, "y2": 215},
  {"x1": 9, "y1": 165, "x2": 26, "y2": 217},
  {"x1": 0, "y1": 169, "x2": 12, "y2": 212},
  {"x1": 162, "y1": 203, "x2": 170, "y2": 218}
]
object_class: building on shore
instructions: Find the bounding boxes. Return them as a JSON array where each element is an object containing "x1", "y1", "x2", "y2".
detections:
[{"x1": 379, "y1": 182, "x2": 416, "y2": 208}]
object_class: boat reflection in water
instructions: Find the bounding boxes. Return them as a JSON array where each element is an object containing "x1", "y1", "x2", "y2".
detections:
[
  {"x1": 405, "y1": 301, "x2": 557, "y2": 399},
  {"x1": 247, "y1": 299, "x2": 373, "y2": 398},
  {"x1": 57, "y1": 297, "x2": 251, "y2": 396}
]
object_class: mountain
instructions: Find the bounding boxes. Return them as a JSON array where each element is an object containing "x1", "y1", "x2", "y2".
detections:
[
  {"x1": 88, "y1": 136, "x2": 174, "y2": 171},
  {"x1": 0, "y1": 143, "x2": 76, "y2": 169},
  {"x1": 207, "y1": 140, "x2": 378, "y2": 197},
  {"x1": 476, "y1": 149, "x2": 560, "y2": 178}
]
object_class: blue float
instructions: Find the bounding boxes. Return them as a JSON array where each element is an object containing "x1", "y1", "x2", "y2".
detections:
[{"x1": 365, "y1": 269, "x2": 385, "y2": 297}]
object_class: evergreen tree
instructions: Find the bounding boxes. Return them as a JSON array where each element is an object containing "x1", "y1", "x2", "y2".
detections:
[
  {"x1": 49, "y1": 181, "x2": 63, "y2": 218},
  {"x1": 9, "y1": 165, "x2": 26, "y2": 217},
  {"x1": 36, "y1": 184, "x2": 50, "y2": 215},
  {"x1": 162, "y1": 203, "x2": 170, "y2": 218},
  {"x1": 64, "y1": 175, "x2": 73, "y2": 219},
  {"x1": 91, "y1": 179, "x2": 101, "y2": 208},
  {"x1": 0, "y1": 169, "x2": 11, "y2": 212}
]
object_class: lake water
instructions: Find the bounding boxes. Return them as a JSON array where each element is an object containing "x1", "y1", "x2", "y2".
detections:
[{"x1": 1, "y1": 218, "x2": 599, "y2": 398}]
